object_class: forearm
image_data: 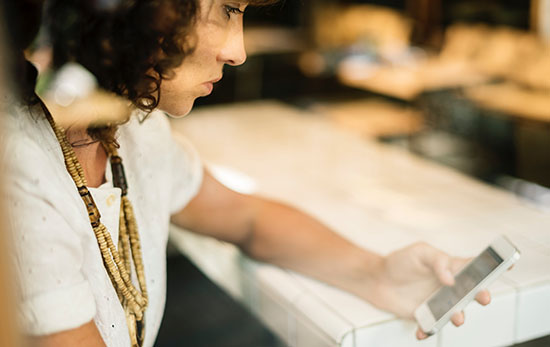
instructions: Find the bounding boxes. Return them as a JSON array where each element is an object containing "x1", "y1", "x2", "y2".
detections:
[
  {"x1": 172, "y1": 171, "x2": 383, "y2": 300},
  {"x1": 30, "y1": 321, "x2": 106, "y2": 347},
  {"x1": 241, "y1": 198, "x2": 384, "y2": 297},
  {"x1": 173, "y1": 172, "x2": 491, "y2": 327}
]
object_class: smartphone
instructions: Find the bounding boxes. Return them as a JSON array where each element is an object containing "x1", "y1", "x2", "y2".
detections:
[{"x1": 414, "y1": 235, "x2": 520, "y2": 335}]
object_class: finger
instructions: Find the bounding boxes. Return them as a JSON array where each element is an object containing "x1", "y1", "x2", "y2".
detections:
[
  {"x1": 433, "y1": 255, "x2": 455, "y2": 286},
  {"x1": 475, "y1": 290, "x2": 491, "y2": 306},
  {"x1": 451, "y1": 311, "x2": 465, "y2": 326},
  {"x1": 416, "y1": 328, "x2": 428, "y2": 340},
  {"x1": 450, "y1": 257, "x2": 469, "y2": 274},
  {"x1": 416, "y1": 243, "x2": 454, "y2": 285}
]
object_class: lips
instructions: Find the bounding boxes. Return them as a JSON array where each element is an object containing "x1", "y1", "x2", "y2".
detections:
[
  {"x1": 207, "y1": 75, "x2": 223, "y2": 84},
  {"x1": 200, "y1": 75, "x2": 222, "y2": 96},
  {"x1": 202, "y1": 82, "x2": 213, "y2": 95}
]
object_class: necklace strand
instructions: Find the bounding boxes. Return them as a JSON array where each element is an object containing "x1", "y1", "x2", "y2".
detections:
[{"x1": 39, "y1": 100, "x2": 148, "y2": 346}]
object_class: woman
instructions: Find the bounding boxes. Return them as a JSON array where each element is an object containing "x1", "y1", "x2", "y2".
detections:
[{"x1": 4, "y1": 0, "x2": 490, "y2": 346}]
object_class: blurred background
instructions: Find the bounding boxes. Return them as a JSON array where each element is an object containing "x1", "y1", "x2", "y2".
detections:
[{"x1": 193, "y1": 0, "x2": 550, "y2": 210}]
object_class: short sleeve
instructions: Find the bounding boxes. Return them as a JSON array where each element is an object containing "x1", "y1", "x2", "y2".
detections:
[
  {"x1": 168, "y1": 131, "x2": 204, "y2": 214},
  {"x1": 5, "y1": 138, "x2": 96, "y2": 336}
]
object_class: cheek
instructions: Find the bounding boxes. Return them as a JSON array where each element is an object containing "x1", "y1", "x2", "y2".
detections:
[{"x1": 155, "y1": 25, "x2": 219, "y2": 116}]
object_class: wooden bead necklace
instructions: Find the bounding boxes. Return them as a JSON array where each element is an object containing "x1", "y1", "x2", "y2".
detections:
[{"x1": 39, "y1": 99, "x2": 148, "y2": 347}]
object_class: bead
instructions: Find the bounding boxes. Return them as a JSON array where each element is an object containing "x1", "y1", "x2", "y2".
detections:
[
  {"x1": 111, "y1": 156, "x2": 128, "y2": 196},
  {"x1": 40, "y1": 97, "x2": 148, "y2": 346},
  {"x1": 78, "y1": 187, "x2": 101, "y2": 227}
]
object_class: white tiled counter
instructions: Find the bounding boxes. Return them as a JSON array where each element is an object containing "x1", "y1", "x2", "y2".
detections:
[{"x1": 169, "y1": 101, "x2": 550, "y2": 347}]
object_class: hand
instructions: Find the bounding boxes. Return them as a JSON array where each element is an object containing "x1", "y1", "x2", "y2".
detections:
[{"x1": 362, "y1": 242, "x2": 491, "y2": 339}]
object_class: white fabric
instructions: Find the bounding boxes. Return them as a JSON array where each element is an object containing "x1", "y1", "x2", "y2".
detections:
[{"x1": 3, "y1": 104, "x2": 203, "y2": 346}]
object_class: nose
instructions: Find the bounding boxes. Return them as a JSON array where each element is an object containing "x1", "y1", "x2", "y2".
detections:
[{"x1": 218, "y1": 24, "x2": 247, "y2": 66}]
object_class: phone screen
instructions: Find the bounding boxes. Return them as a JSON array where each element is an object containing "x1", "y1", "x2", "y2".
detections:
[{"x1": 427, "y1": 246, "x2": 503, "y2": 320}]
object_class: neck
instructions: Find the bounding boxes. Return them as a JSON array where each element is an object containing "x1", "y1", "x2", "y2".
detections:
[
  {"x1": 66, "y1": 127, "x2": 95, "y2": 147},
  {"x1": 66, "y1": 127, "x2": 108, "y2": 188}
]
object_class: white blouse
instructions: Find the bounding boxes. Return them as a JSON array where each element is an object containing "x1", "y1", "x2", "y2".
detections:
[{"x1": 3, "y1": 104, "x2": 203, "y2": 347}]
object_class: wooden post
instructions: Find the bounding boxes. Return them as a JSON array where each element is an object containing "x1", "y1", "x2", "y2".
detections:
[
  {"x1": 531, "y1": 0, "x2": 550, "y2": 43},
  {"x1": 406, "y1": 0, "x2": 443, "y2": 47}
]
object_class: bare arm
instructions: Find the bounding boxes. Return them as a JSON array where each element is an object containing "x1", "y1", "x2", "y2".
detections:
[
  {"x1": 171, "y1": 170, "x2": 382, "y2": 295},
  {"x1": 172, "y1": 170, "x2": 490, "y2": 337},
  {"x1": 30, "y1": 321, "x2": 105, "y2": 347}
]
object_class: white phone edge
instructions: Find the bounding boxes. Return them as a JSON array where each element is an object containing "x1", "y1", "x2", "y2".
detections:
[{"x1": 414, "y1": 235, "x2": 521, "y2": 335}]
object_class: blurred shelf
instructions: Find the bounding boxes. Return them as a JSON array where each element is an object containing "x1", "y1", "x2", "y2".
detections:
[
  {"x1": 464, "y1": 83, "x2": 550, "y2": 124},
  {"x1": 312, "y1": 98, "x2": 424, "y2": 138},
  {"x1": 337, "y1": 59, "x2": 489, "y2": 101},
  {"x1": 245, "y1": 27, "x2": 306, "y2": 56}
]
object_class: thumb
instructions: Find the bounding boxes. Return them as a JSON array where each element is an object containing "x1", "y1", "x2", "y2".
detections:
[{"x1": 417, "y1": 243, "x2": 455, "y2": 286}]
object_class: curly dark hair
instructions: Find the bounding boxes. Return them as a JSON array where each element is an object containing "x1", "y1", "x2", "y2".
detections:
[
  {"x1": 46, "y1": 0, "x2": 280, "y2": 113},
  {"x1": 46, "y1": 0, "x2": 199, "y2": 113},
  {"x1": 14, "y1": 0, "x2": 279, "y2": 145}
]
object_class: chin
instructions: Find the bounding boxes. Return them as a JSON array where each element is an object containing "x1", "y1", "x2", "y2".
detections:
[{"x1": 159, "y1": 99, "x2": 195, "y2": 119}]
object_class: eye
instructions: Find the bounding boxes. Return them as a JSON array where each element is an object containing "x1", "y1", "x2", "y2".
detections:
[{"x1": 224, "y1": 5, "x2": 244, "y2": 19}]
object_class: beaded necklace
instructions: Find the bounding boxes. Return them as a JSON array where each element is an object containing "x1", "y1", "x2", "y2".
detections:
[{"x1": 39, "y1": 99, "x2": 148, "y2": 346}]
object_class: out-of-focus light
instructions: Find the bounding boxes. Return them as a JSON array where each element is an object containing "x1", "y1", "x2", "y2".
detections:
[
  {"x1": 338, "y1": 55, "x2": 378, "y2": 81},
  {"x1": 48, "y1": 63, "x2": 97, "y2": 106},
  {"x1": 298, "y1": 51, "x2": 326, "y2": 77},
  {"x1": 53, "y1": 84, "x2": 76, "y2": 107},
  {"x1": 210, "y1": 165, "x2": 257, "y2": 194}
]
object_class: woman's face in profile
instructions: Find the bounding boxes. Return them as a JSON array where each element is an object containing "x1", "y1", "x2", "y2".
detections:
[{"x1": 158, "y1": 0, "x2": 248, "y2": 117}]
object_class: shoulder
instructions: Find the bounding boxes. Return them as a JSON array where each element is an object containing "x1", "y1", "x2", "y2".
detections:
[
  {"x1": 114, "y1": 109, "x2": 204, "y2": 213},
  {"x1": 3, "y1": 103, "x2": 64, "y2": 184},
  {"x1": 115, "y1": 109, "x2": 176, "y2": 165},
  {"x1": 2, "y1": 103, "x2": 85, "y2": 230}
]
